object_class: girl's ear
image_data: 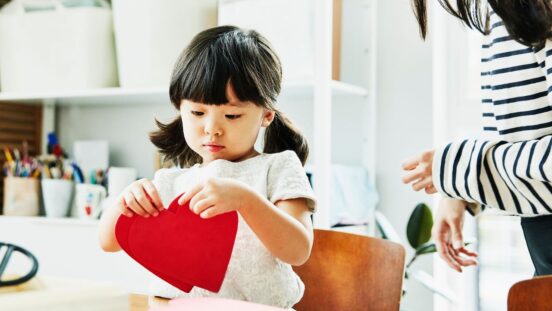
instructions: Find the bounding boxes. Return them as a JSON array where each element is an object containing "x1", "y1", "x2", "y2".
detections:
[{"x1": 261, "y1": 110, "x2": 276, "y2": 127}]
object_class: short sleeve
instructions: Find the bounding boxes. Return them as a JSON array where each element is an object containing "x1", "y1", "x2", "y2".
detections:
[{"x1": 267, "y1": 151, "x2": 317, "y2": 212}]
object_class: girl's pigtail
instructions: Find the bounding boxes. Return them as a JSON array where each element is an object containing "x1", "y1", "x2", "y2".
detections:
[
  {"x1": 149, "y1": 117, "x2": 201, "y2": 167},
  {"x1": 263, "y1": 110, "x2": 309, "y2": 165}
]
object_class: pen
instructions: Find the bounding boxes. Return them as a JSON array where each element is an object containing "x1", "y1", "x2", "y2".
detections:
[
  {"x1": 22, "y1": 141, "x2": 29, "y2": 163},
  {"x1": 71, "y1": 162, "x2": 84, "y2": 184},
  {"x1": 32, "y1": 169, "x2": 41, "y2": 178},
  {"x1": 13, "y1": 148, "x2": 20, "y2": 161}
]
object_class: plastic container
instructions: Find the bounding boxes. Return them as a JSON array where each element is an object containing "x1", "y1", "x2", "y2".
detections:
[
  {"x1": 0, "y1": 0, "x2": 118, "y2": 92},
  {"x1": 111, "y1": 0, "x2": 217, "y2": 88}
]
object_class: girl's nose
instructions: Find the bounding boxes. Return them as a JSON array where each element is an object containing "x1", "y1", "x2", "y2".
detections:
[{"x1": 204, "y1": 118, "x2": 223, "y2": 136}]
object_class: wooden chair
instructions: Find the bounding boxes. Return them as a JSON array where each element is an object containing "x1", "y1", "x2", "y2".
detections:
[
  {"x1": 508, "y1": 275, "x2": 552, "y2": 311},
  {"x1": 293, "y1": 229, "x2": 406, "y2": 311}
]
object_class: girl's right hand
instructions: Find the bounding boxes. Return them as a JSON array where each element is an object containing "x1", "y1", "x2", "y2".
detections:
[{"x1": 116, "y1": 178, "x2": 164, "y2": 218}]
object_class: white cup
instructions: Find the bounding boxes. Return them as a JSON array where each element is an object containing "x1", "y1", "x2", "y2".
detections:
[
  {"x1": 41, "y1": 179, "x2": 74, "y2": 218},
  {"x1": 76, "y1": 184, "x2": 107, "y2": 219},
  {"x1": 108, "y1": 167, "x2": 137, "y2": 197}
]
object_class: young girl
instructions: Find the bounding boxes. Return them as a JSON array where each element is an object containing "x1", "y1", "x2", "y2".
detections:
[{"x1": 98, "y1": 26, "x2": 316, "y2": 309}]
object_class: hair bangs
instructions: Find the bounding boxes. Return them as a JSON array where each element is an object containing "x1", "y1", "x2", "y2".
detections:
[{"x1": 169, "y1": 26, "x2": 279, "y2": 108}]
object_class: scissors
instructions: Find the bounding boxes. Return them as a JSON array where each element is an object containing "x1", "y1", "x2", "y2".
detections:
[{"x1": 0, "y1": 242, "x2": 39, "y2": 287}]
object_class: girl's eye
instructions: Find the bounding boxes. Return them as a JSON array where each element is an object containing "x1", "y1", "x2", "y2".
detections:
[
  {"x1": 225, "y1": 114, "x2": 242, "y2": 120},
  {"x1": 191, "y1": 111, "x2": 204, "y2": 116}
]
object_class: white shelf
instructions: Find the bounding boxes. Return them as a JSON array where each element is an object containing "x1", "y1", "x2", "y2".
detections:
[
  {"x1": 0, "y1": 215, "x2": 99, "y2": 226},
  {"x1": 0, "y1": 86, "x2": 170, "y2": 106},
  {"x1": 0, "y1": 80, "x2": 367, "y2": 105}
]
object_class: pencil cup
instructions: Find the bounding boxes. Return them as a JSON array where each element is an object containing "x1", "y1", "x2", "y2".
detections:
[
  {"x1": 3, "y1": 177, "x2": 40, "y2": 216},
  {"x1": 76, "y1": 184, "x2": 106, "y2": 219},
  {"x1": 41, "y1": 179, "x2": 74, "y2": 218}
]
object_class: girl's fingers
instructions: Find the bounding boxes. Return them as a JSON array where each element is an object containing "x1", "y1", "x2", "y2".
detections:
[
  {"x1": 412, "y1": 176, "x2": 432, "y2": 191},
  {"x1": 189, "y1": 189, "x2": 208, "y2": 211},
  {"x1": 178, "y1": 182, "x2": 204, "y2": 205},
  {"x1": 118, "y1": 196, "x2": 134, "y2": 217},
  {"x1": 178, "y1": 182, "x2": 203, "y2": 206},
  {"x1": 142, "y1": 181, "x2": 164, "y2": 211},
  {"x1": 191, "y1": 198, "x2": 214, "y2": 215},
  {"x1": 131, "y1": 187, "x2": 158, "y2": 216},
  {"x1": 200, "y1": 207, "x2": 221, "y2": 219},
  {"x1": 124, "y1": 193, "x2": 148, "y2": 217}
]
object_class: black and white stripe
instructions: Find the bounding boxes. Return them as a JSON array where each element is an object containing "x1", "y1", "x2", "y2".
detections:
[{"x1": 433, "y1": 12, "x2": 552, "y2": 216}]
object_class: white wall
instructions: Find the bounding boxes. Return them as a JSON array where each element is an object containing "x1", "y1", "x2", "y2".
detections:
[
  {"x1": 57, "y1": 103, "x2": 176, "y2": 179},
  {"x1": 375, "y1": 1, "x2": 434, "y2": 310}
]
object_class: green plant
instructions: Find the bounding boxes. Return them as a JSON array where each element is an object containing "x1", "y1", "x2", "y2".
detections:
[{"x1": 405, "y1": 203, "x2": 434, "y2": 278}]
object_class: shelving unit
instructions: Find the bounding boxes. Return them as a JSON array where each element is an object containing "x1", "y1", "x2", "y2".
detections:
[
  {"x1": 0, "y1": 0, "x2": 378, "y2": 228},
  {"x1": 0, "y1": 0, "x2": 378, "y2": 292}
]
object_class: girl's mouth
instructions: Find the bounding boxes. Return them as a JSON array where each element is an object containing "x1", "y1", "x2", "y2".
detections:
[{"x1": 204, "y1": 144, "x2": 225, "y2": 153}]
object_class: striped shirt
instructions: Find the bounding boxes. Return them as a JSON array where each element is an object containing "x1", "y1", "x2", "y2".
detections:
[{"x1": 432, "y1": 12, "x2": 552, "y2": 216}]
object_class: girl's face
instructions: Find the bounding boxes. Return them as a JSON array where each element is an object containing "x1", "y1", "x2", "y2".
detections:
[{"x1": 180, "y1": 84, "x2": 275, "y2": 165}]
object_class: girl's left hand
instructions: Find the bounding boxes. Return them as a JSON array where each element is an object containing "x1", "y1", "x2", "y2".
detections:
[{"x1": 178, "y1": 177, "x2": 253, "y2": 218}]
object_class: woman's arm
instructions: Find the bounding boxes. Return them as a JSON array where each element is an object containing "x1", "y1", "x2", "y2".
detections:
[{"x1": 404, "y1": 136, "x2": 552, "y2": 216}]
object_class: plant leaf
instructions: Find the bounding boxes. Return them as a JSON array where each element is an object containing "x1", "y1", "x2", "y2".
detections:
[
  {"x1": 407, "y1": 203, "x2": 433, "y2": 248},
  {"x1": 415, "y1": 242, "x2": 436, "y2": 256}
]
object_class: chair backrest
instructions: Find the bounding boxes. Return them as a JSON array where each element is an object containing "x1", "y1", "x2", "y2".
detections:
[
  {"x1": 293, "y1": 229, "x2": 406, "y2": 311},
  {"x1": 508, "y1": 276, "x2": 552, "y2": 311}
]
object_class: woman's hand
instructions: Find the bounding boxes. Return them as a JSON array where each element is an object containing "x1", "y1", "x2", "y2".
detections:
[
  {"x1": 432, "y1": 197, "x2": 478, "y2": 272},
  {"x1": 116, "y1": 178, "x2": 164, "y2": 218},
  {"x1": 178, "y1": 177, "x2": 254, "y2": 219},
  {"x1": 402, "y1": 150, "x2": 437, "y2": 194}
]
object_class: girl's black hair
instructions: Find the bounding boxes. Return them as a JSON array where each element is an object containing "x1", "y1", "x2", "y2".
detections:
[
  {"x1": 412, "y1": 0, "x2": 552, "y2": 48},
  {"x1": 150, "y1": 25, "x2": 309, "y2": 167}
]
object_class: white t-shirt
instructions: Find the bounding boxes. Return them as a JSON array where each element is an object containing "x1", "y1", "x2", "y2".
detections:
[{"x1": 148, "y1": 150, "x2": 316, "y2": 309}]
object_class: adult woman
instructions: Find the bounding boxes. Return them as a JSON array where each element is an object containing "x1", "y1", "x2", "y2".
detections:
[{"x1": 402, "y1": 1, "x2": 552, "y2": 276}]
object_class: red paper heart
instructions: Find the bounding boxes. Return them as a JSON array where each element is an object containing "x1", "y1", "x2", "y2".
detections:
[
  {"x1": 116, "y1": 206, "x2": 194, "y2": 292},
  {"x1": 115, "y1": 194, "x2": 238, "y2": 293}
]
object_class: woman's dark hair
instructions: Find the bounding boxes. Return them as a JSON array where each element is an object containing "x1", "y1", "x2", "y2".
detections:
[
  {"x1": 150, "y1": 26, "x2": 309, "y2": 167},
  {"x1": 412, "y1": 0, "x2": 552, "y2": 47}
]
